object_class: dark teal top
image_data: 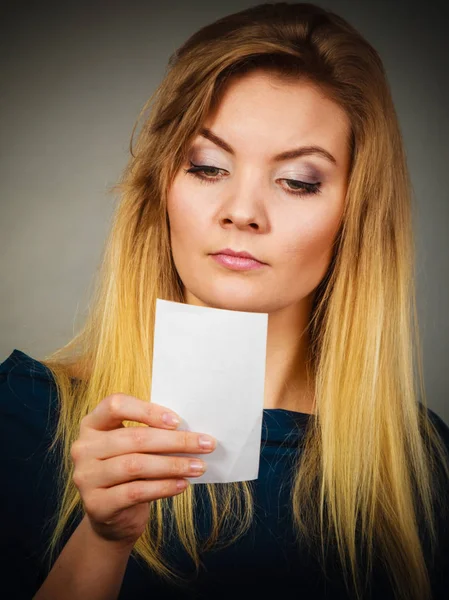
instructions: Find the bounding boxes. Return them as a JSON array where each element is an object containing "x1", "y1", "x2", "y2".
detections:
[{"x1": 1, "y1": 349, "x2": 448, "y2": 599}]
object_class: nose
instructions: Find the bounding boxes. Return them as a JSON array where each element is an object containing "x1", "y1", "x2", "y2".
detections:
[
  {"x1": 220, "y1": 213, "x2": 259, "y2": 230},
  {"x1": 218, "y1": 187, "x2": 268, "y2": 232}
]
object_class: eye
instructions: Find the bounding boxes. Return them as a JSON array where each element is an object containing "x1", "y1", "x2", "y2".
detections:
[
  {"x1": 183, "y1": 162, "x2": 225, "y2": 182},
  {"x1": 283, "y1": 179, "x2": 322, "y2": 196},
  {"x1": 183, "y1": 161, "x2": 322, "y2": 197}
]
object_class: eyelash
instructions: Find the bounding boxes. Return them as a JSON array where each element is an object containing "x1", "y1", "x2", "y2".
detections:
[{"x1": 182, "y1": 161, "x2": 322, "y2": 197}]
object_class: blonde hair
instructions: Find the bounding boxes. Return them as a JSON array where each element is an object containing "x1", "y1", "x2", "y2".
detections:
[{"x1": 39, "y1": 3, "x2": 449, "y2": 599}]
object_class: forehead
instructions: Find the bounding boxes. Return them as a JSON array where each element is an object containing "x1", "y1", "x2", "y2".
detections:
[{"x1": 201, "y1": 71, "x2": 351, "y2": 161}]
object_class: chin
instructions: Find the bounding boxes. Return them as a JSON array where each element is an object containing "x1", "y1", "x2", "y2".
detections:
[{"x1": 186, "y1": 288, "x2": 276, "y2": 314}]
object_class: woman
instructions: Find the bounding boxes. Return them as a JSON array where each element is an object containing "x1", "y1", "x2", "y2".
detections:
[{"x1": 1, "y1": 2, "x2": 448, "y2": 599}]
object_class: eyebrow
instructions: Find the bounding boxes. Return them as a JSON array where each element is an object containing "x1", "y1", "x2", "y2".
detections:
[{"x1": 198, "y1": 127, "x2": 337, "y2": 166}]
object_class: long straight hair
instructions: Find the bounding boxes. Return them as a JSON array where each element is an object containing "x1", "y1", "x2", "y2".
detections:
[{"x1": 39, "y1": 3, "x2": 449, "y2": 599}]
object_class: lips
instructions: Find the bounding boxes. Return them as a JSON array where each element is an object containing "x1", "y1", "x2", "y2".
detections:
[
  {"x1": 210, "y1": 253, "x2": 266, "y2": 271},
  {"x1": 212, "y1": 248, "x2": 265, "y2": 264}
]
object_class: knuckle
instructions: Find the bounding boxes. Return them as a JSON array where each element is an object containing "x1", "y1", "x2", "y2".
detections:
[
  {"x1": 180, "y1": 430, "x2": 189, "y2": 451},
  {"x1": 129, "y1": 426, "x2": 147, "y2": 450},
  {"x1": 127, "y1": 481, "x2": 146, "y2": 502},
  {"x1": 72, "y1": 468, "x2": 84, "y2": 489},
  {"x1": 79, "y1": 415, "x2": 89, "y2": 433},
  {"x1": 70, "y1": 440, "x2": 85, "y2": 462},
  {"x1": 108, "y1": 393, "x2": 125, "y2": 416},
  {"x1": 144, "y1": 401, "x2": 154, "y2": 417},
  {"x1": 164, "y1": 479, "x2": 175, "y2": 496},
  {"x1": 123, "y1": 454, "x2": 143, "y2": 475},
  {"x1": 82, "y1": 492, "x2": 98, "y2": 517},
  {"x1": 171, "y1": 458, "x2": 184, "y2": 477}
]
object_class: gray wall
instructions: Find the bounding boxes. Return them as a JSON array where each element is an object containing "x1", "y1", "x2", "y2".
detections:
[{"x1": 1, "y1": 1, "x2": 448, "y2": 421}]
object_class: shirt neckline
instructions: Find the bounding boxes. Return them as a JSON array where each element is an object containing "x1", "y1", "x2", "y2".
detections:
[{"x1": 3, "y1": 350, "x2": 316, "y2": 422}]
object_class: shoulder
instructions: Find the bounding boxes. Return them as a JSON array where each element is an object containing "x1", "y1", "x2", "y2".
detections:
[
  {"x1": 0, "y1": 345, "x2": 60, "y2": 459},
  {"x1": 0, "y1": 349, "x2": 60, "y2": 444},
  {"x1": 417, "y1": 405, "x2": 449, "y2": 597},
  {"x1": 418, "y1": 401, "x2": 449, "y2": 452},
  {"x1": 421, "y1": 401, "x2": 449, "y2": 431},
  {"x1": 0, "y1": 347, "x2": 56, "y2": 384},
  {"x1": 0, "y1": 350, "x2": 66, "y2": 592},
  {"x1": 418, "y1": 402, "x2": 449, "y2": 488}
]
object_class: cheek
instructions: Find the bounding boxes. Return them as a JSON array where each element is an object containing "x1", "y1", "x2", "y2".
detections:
[
  {"x1": 167, "y1": 185, "x2": 215, "y2": 300},
  {"x1": 168, "y1": 188, "x2": 198, "y2": 242},
  {"x1": 277, "y1": 208, "x2": 341, "y2": 282}
]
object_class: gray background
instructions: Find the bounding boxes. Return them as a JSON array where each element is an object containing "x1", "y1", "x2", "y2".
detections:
[{"x1": 1, "y1": 1, "x2": 448, "y2": 421}]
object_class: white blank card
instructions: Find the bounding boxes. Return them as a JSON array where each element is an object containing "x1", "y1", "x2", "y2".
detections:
[{"x1": 150, "y1": 298, "x2": 268, "y2": 484}]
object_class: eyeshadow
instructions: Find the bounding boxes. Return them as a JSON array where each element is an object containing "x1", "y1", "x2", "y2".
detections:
[
  {"x1": 188, "y1": 149, "x2": 325, "y2": 182},
  {"x1": 286, "y1": 166, "x2": 323, "y2": 182}
]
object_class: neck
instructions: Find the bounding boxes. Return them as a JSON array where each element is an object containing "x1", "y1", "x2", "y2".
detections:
[
  {"x1": 263, "y1": 296, "x2": 316, "y2": 415},
  {"x1": 182, "y1": 288, "x2": 316, "y2": 415}
]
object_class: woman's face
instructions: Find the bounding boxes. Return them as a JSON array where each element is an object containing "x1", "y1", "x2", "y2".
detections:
[{"x1": 167, "y1": 70, "x2": 351, "y2": 314}]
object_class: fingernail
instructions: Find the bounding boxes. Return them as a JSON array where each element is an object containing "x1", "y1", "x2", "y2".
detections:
[
  {"x1": 190, "y1": 460, "x2": 206, "y2": 473},
  {"x1": 162, "y1": 412, "x2": 181, "y2": 427},
  {"x1": 199, "y1": 435, "x2": 215, "y2": 448}
]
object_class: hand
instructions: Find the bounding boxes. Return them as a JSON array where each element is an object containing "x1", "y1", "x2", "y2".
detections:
[{"x1": 70, "y1": 393, "x2": 217, "y2": 549}]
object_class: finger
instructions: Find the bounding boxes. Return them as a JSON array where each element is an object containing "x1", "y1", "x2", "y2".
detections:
[
  {"x1": 81, "y1": 393, "x2": 181, "y2": 433},
  {"x1": 87, "y1": 453, "x2": 207, "y2": 488},
  {"x1": 89, "y1": 425, "x2": 217, "y2": 460},
  {"x1": 88, "y1": 478, "x2": 190, "y2": 520}
]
